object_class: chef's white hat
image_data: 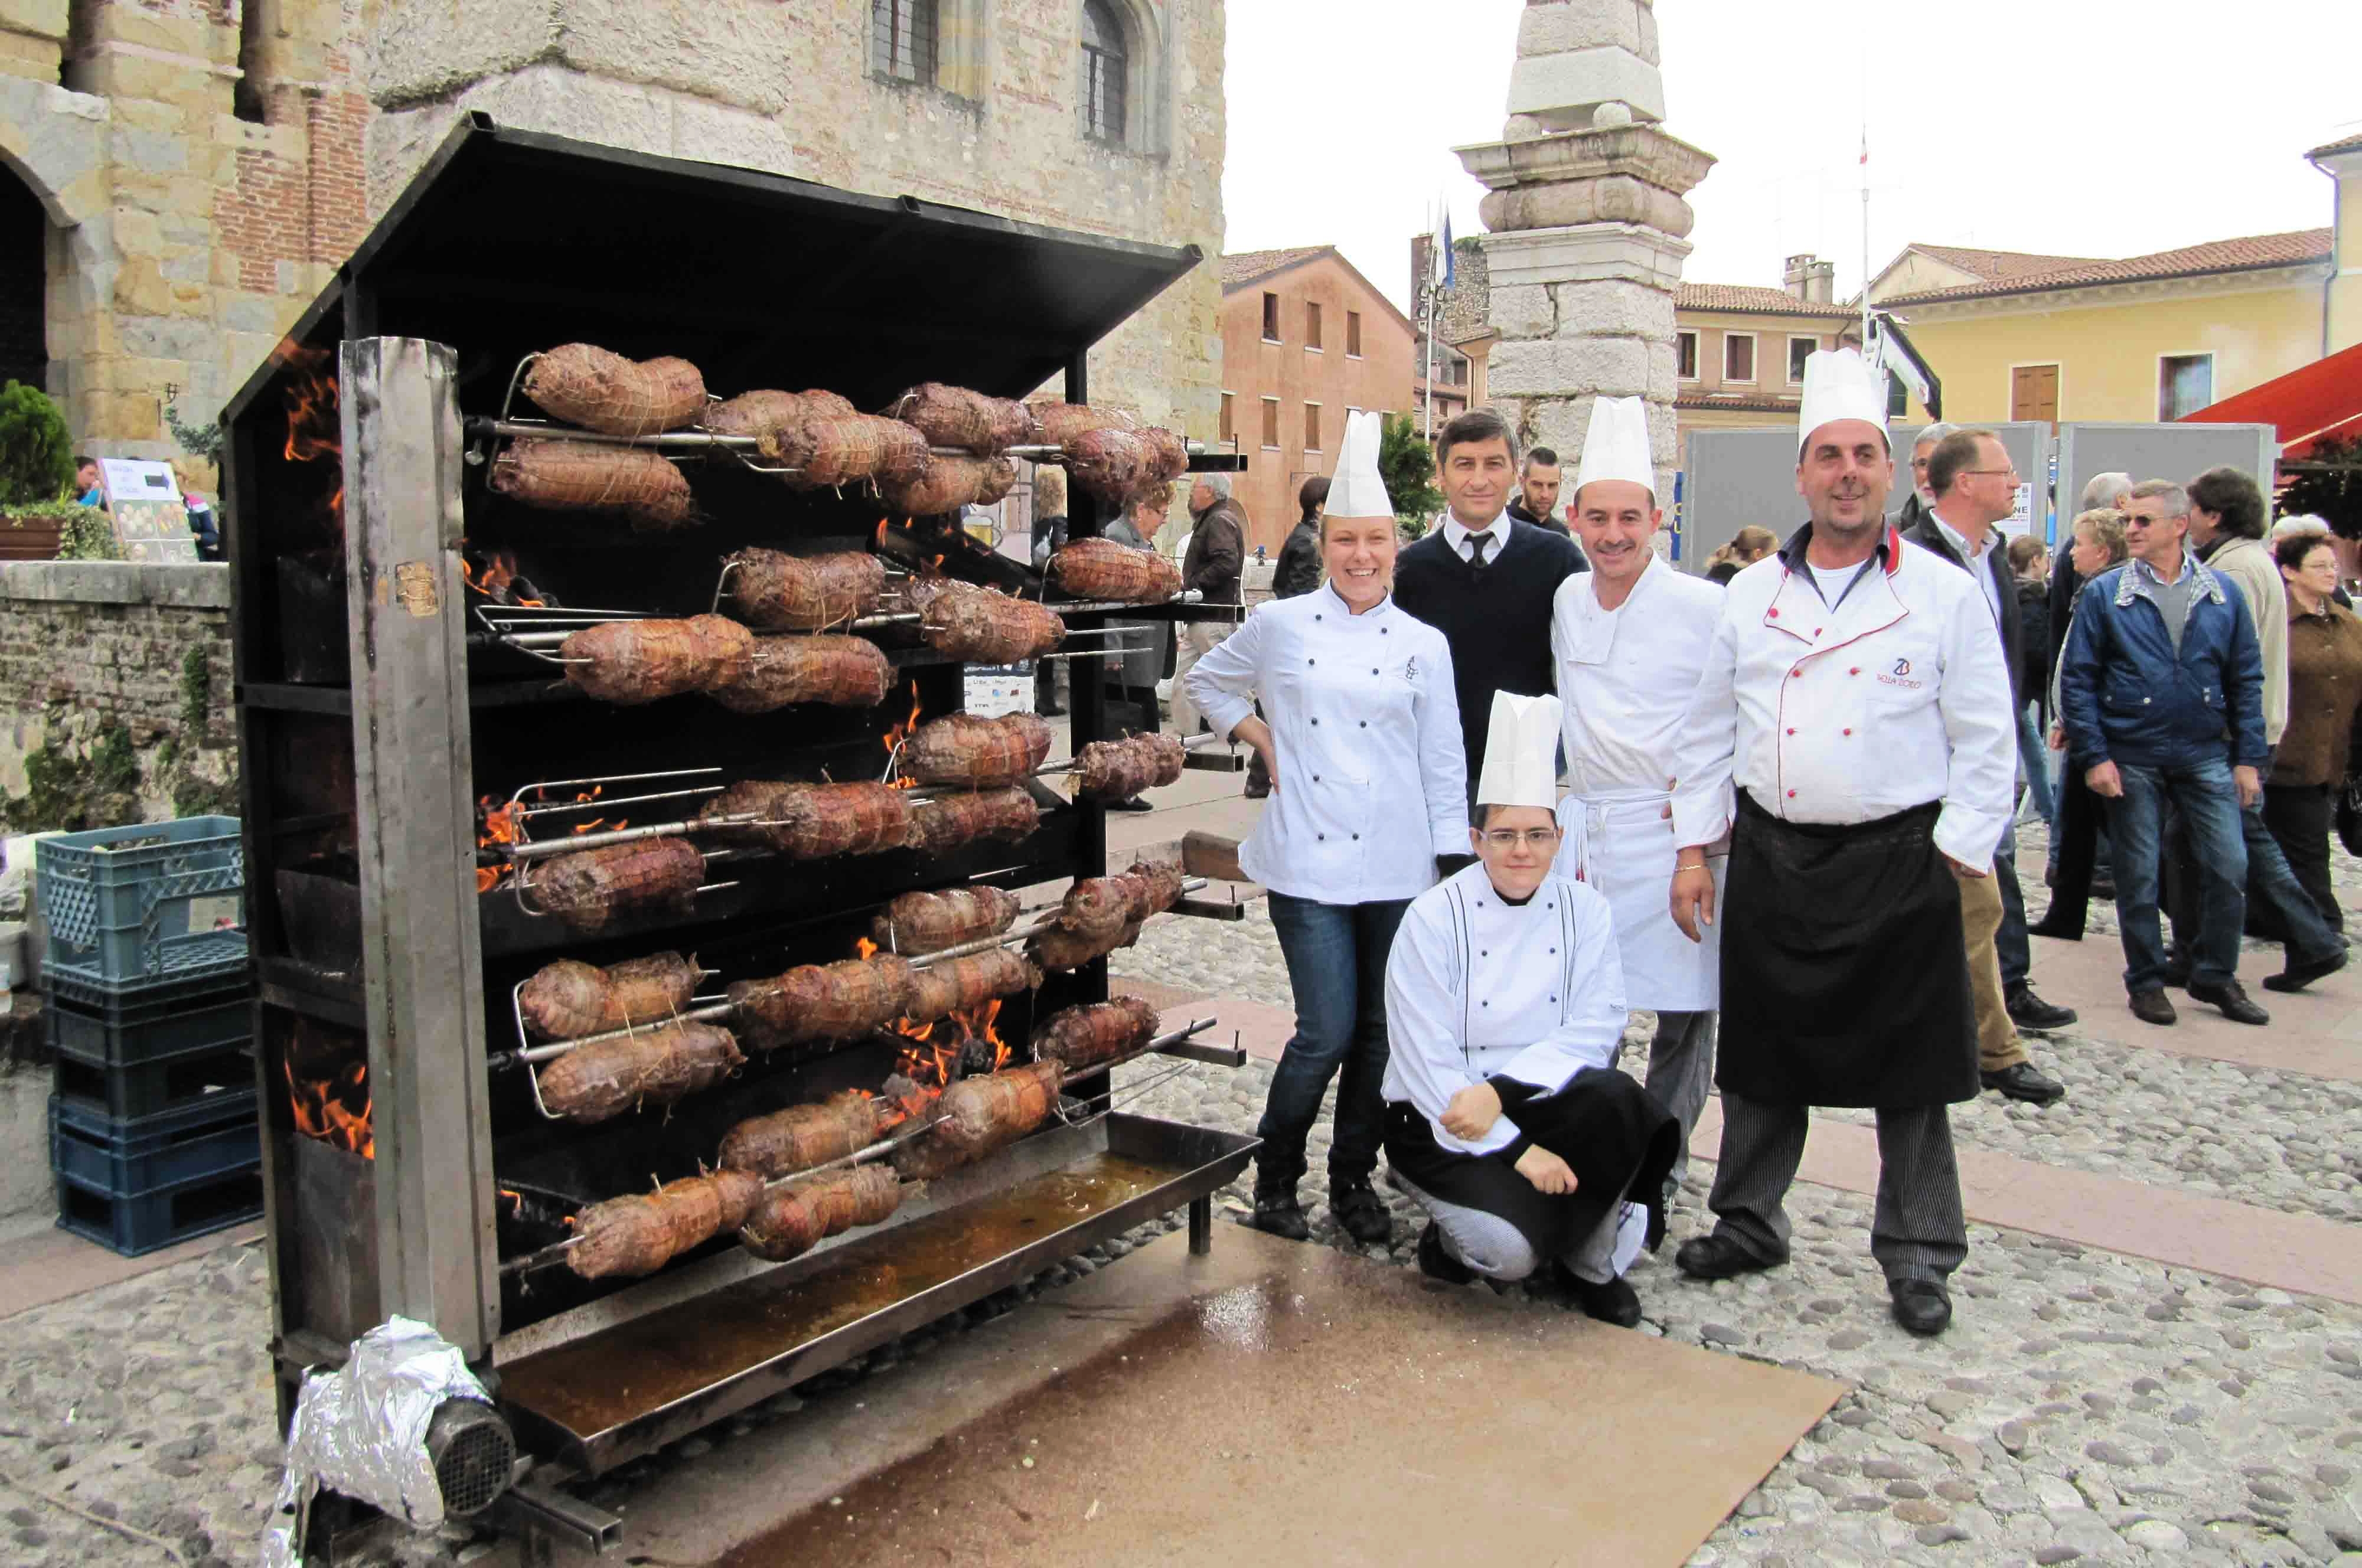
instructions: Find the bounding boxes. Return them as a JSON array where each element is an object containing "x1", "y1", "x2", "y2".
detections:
[
  {"x1": 1325, "y1": 409, "x2": 1392, "y2": 520},
  {"x1": 1796, "y1": 348, "x2": 1891, "y2": 458},
  {"x1": 1573, "y1": 395, "x2": 1655, "y2": 505},
  {"x1": 1474, "y1": 691, "x2": 1564, "y2": 811}
]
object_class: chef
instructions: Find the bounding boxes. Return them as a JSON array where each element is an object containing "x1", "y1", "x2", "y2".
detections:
[
  {"x1": 1549, "y1": 396, "x2": 1727, "y2": 1205},
  {"x1": 1185, "y1": 410, "x2": 1468, "y2": 1248},
  {"x1": 1665, "y1": 349, "x2": 2015, "y2": 1340},
  {"x1": 1383, "y1": 692, "x2": 1682, "y2": 1328}
]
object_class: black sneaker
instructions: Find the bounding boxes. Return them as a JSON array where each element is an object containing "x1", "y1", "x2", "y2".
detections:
[
  {"x1": 2004, "y1": 981, "x2": 2077, "y2": 1031},
  {"x1": 1249, "y1": 1187, "x2": 1309, "y2": 1242},
  {"x1": 1329, "y1": 1182, "x2": 1394, "y2": 1246},
  {"x1": 1415, "y1": 1221, "x2": 1474, "y2": 1284}
]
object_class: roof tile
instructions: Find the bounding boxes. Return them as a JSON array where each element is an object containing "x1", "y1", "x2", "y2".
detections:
[
  {"x1": 1219, "y1": 246, "x2": 1333, "y2": 289},
  {"x1": 1676, "y1": 283, "x2": 1858, "y2": 318},
  {"x1": 1886, "y1": 229, "x2": 2331, "y2": 305}
]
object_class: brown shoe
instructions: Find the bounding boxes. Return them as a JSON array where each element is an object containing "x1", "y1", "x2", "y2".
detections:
[{"x1": 2128, "y1": 987, "x2": 2176, "y2": 1026}]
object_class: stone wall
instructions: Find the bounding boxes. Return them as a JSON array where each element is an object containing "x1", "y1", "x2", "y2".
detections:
[
  {"x1": 0, "y1": 561, "x2": 236, "y2": 829},
  {"x1": 361, "y1": 0, "x2": 1228, "y2": 435},
  {"x1": 0, "y1": 0, "x2": 368, "y2": 470}
]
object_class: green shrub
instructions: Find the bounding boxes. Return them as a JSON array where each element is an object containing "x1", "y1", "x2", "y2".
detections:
[{"x1": 0, "y1": 381, "x2": 74, "y2": 507}]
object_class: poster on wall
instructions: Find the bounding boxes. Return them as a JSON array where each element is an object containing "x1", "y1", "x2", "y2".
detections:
[
  {"x1": 1999, "y1": 482, "x2": 2035, "y2": 540},
  {"x1": 99, "y1": 459, "x2": 198, "y2": 563}
]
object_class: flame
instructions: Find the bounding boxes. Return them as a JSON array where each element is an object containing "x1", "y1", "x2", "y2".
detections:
[
  {"x1": 856, "y1": 937, "x2": 880, "y2": 961},
  {"x1": 881, "y1": 681, "x2": 924, "y2": 787},
  {"x1": 285, "y1": 1054, "x2": 374, "y2": 1159},
  {"x1": 459, "y1": 545, "x2": 546, "y2": 607},
  {"x1": 477, "y1": 789, "x2": 611, "y2": 892},
  {"x1": 499, "y1": 1188, "x2": 525, "y2": 1217},
  {"x1": 275, "y1": 341, "x2": 343, "y2": 531},
  {"x1": 887, "y1": 996, "x2": 1007, "y2": 1097}
]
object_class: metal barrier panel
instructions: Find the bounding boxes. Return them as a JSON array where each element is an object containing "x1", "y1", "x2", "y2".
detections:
[{"x1": 2056, "y1": 423, "x2": 2278, "y2": 533}]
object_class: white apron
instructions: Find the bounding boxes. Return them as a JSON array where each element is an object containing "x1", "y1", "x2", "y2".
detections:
[{"x1": 1548, "y1": 557, "x2": 1728, "y2": 1013}]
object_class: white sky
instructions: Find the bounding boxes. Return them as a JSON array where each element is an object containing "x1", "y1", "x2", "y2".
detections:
[{"x1": 1222, "y1": 1, "x2": 2362, "y2": 317}]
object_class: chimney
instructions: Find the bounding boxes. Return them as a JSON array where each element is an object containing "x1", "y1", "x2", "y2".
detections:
[{"x1": 1783, "y1": 253, "x2": 1836, "y2": 304}]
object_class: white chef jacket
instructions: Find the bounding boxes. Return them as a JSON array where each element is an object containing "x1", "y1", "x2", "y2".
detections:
[
  {"x1": 1548, "y1": 555, "x2": 1727, "y2": 1010},
  {"x1": 1183, "y1": 583, "x2": 1467, "y2": 903},
  {"x1": 1381, "y1": 865, "x2": 1628, "y2": 1157},
  {"x1": 1668, "y1": 525, "x2": 2017, "y2": 872}
]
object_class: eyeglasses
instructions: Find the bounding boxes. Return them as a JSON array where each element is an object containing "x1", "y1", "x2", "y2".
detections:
[
  {"x1": 1963, "y1": 468, "x2": 2018, "y2": 481},
  {"x1": 1480, "y1": 829, "x2": 1562, "y2": 850}
]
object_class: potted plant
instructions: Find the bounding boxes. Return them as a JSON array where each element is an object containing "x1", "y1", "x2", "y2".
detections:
[{"x1": 0, "y1": 380, "x2": 79, "y2": 561}]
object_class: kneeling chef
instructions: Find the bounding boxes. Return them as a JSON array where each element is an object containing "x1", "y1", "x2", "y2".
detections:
[{"x1": 1382, "y1": 692, "x2": 1682, "y2": 1327}]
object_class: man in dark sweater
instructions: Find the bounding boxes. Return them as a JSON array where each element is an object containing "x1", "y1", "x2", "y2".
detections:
[{"x1": 1394, "y1": 409, "x2": 1586, "y2": 831}]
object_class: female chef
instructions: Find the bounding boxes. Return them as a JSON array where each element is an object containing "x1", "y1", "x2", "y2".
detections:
[
  {"x1": 1382, "y1": 692, "x2": 1681, "y2": 1327},
  {"x1": 1183, "y1": 410, "x2": 1467, "y2": 1247}
]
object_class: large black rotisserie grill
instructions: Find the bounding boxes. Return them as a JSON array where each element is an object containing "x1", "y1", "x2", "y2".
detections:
[{"x1": 222, "y1": 117, "x2": 1252, "y2": 1546}]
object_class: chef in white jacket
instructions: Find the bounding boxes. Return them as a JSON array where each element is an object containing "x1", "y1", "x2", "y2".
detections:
[
  {"x1": 1663, "y1": 348, "x2": 2016, "y2": 1340},
  {"x1": 1549, "y1": 396, "x2": 1727, "y2": 1201},
  {"x1": 1186, "y1": 410, "x2": 1467, "y2": 1247},
  {"x1": 1383, "y1": 692, "x2": 1682, "y2": 1328}
]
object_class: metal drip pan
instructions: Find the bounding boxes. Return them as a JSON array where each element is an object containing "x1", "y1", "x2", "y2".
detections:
[{"x1": 492, "y1": 1112, "x2": 1256, "y2": 1475}]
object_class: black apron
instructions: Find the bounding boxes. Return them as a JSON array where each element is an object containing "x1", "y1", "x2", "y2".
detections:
[
  {"x1": 1717, "y1": 790, "x2": 1978, "y2": 1109},
  {"x1": 1385, "y1": 1069, "x2": 1679, "y2": 1262}
]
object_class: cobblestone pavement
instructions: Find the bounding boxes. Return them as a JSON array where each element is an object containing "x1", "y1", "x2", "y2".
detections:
[{"x1": 1, "y1": 837, "x2": 2354, "y2": 1567}]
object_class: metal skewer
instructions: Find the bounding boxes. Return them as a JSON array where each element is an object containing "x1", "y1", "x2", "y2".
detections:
[{"x1": 495, "y1": 1014, "x2": 1224, "y2": 1278}]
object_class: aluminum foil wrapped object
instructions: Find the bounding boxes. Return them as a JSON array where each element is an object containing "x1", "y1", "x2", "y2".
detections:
[{"x1": 261, "y1": 1317, "x2": 494, "y2": 1568}]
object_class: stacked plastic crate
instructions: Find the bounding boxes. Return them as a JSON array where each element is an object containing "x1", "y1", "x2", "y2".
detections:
[{"x1": 37, "y1": 816, "x2": 259, "y2": 1255}]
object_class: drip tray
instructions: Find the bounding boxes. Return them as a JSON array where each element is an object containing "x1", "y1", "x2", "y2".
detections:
[{"x1": 494, "y1": 1113, "x2": 1257, "y2": 1476}]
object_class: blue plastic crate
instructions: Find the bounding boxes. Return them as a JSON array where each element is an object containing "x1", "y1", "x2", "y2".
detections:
[
  {"x1": 37, "y1": 816, "x2": 247, "y2": 994},
  {"x1": 44, "y1": 963, "x2": 253, "y2": 1015},
  {"x1": 46, "y1": 989, "x2": 252, "y2": 1070},
  {"x1": 56, "y1": 1164, "x2": 263, "y2": 1256},
  {"x1": 50, "y1": 1090, "x2": 260, "y2": 1196},
  {"x1": 53, "y1": 1039, "x2": 253, "y2": 1123}
]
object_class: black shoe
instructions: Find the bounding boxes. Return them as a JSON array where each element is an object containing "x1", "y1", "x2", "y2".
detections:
[
  {"x1": 1981, "y1": 1060, "x2": 2066, "y2": 1105},
  {"x1": 2159, "y1": 959, "x2": 2191, "y2": 990},
  {"x1": 1565, "y1": 1270, "x2": 1642, "y2": 1328},
  {"x1": 2027, "y1": 913, "x2": 2082, "y2": 941},
  {"x1": 1243, "y1": 778, "x2": 1271, "y2": 801},
  {"x1": 1329, "y1": 1182, "x2": 1394, "y2": 1246},
  {"x1": 1889, "y1": 1278, "x2": 1952, "y2": 1337},
  {"x1": 2262, "y1": 948, "x2": 2347, "y2": 994},
  {"x1": 1415, "y1": 1221, "x2": 1475, "y2": 1284},
  {"x1": 1674, "y1": 1233, "x2": 1779, "y2": 1282},
  {"x1": 2004, "y1": 981, "x2": 2077, "y2": 1031},
  {"x1": 1107, "y1": 796, "x2": 1154, "y2": 813},
  {"x1": 2128, "y1": 987, "x2": 2177, "y2": 1025},
  {"x1": 2089, "y1": 876, "x2": 2116, "y2": 900},
  {"x1": 1249, "y1": 1187, "x2": 1310, "y2": 1242},
  {"x1": 2187, "y1": 979, "x2": 2269, "y2": 1025}
]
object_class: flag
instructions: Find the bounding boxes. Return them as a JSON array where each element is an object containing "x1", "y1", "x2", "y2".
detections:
[{"x1": 1441, "y1": 211, "x2": 1456, "y2": 290}]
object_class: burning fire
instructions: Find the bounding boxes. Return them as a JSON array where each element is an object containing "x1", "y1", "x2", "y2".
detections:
[
  {"x1": 476, "y1": 789, "x2": 623, "y2": 893},
  {"x1": 459, "y1": 545, "x2": 546, "y2": 607},
  {"x1": 275, "y1": 341, "x2": 342, "y2": 531},
  {"x1": 285, "y1": 1054, "x2": 374, "y2": 1159},
  {"x1": 881, "y1": 681, "x2": 924, "y2": 786},
  {"x1": 889, "y1": 998, "x2": 1009, "y2": 1097}
]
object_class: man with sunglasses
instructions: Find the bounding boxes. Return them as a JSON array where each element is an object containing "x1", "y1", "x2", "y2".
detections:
[
  {"x1": 1902, "y1": 429, "x2": 2073, "y2": 1105},
  {"x1": 2058, "y1": 481, "x2": 2272, "y2": 1026}
]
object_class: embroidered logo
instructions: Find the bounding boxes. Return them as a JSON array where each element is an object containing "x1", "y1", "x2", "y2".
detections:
[
  {"x1": 1402, "y1": 655, "x2": 1418, "y2": 682},
  {"x1": 1892, "y1": 658, "x2": 1912, "y2": 677}
]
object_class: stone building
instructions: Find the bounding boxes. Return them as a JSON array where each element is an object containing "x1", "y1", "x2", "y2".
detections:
[
  {"x1": 1, "y1": 0, "x2": 1225, "y2": 465},
  {"x1": 0, "y1": 0, "x2": 369, "y2": 465}
]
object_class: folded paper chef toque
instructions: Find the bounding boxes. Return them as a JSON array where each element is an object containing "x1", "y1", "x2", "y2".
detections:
[
  {"x1": 1796, "y1": 348, "x2": 1890, "y2": 458},
  {"x1": 1475, "y1": 691, "x2": 1564, "y2": 811},
  {"x1": 1326, "y1": 409, "x2": 1392, "y2": 520},
  {"x1": 1573, "y1": 395, "x2": 1655, "y2": 503}
]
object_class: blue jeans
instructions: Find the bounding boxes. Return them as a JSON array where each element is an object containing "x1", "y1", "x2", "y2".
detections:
[
  {"x1": 2103, "y1": 758, "x2": 2247, "y2": 994},
  {"x1": 2017, "y1": 703, "x2": 2056, "y2": 831},
  {"x1": 1257, "y1": 891, "x2": 1409, "y2": 1194}
]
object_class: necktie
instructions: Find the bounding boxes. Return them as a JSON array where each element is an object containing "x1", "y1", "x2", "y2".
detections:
[{"x1": 1467, "y1": 531, "x2": 1492, "y2": 569}]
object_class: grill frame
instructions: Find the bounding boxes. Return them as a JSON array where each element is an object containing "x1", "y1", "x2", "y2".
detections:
[{"x1": 221, "y1": 116, "x2": 1250, "y2": 1479}]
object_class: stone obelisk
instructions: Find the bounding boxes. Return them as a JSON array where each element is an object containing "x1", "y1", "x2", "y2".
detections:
[{"x1": 1456, "y1": 0, "x2": 1714, "y2": 506}]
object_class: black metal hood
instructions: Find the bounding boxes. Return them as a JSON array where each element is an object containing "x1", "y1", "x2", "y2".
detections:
[{"x1": 225, "y1": 112, "x2": 1203, "y2": 426}]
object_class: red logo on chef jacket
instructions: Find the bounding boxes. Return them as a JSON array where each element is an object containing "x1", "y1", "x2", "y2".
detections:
[{"x1": 1878, "y1": 655, "x2": 1923, "y2": 691}]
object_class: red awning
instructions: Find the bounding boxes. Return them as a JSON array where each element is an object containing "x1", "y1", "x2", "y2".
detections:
[{"x1": 2180, "y1": 341, "x2": 2362, "y2": 458}]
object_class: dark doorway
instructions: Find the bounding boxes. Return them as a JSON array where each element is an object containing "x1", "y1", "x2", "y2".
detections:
[{"x1": 0, "y1": 166, "x2": 48, "y2": 394}]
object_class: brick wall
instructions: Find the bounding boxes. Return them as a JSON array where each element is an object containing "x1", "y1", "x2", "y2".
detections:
[{"x1": 0, "y1": 563, "x2": 236, "y2": 820}]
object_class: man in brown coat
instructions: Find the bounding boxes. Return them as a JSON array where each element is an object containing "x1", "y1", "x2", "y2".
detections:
[{"x1": 1170, "y1": 472, "x2": 1247, "y2": 737}]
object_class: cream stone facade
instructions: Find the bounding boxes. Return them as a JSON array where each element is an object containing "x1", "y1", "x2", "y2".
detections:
[
  {"x1": 1, "y1": 1, "x2": 1224, "y2": 472},
  {"x1": 0, "y1": 0, "x2": 368, "y2": 466},
  {"x1": 362, "y1": 0, "x2": 1226, "y2": 436}
]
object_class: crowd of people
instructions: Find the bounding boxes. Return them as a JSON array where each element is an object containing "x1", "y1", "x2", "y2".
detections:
[{"x1": 1082, "y1": 347, "x2": 2355, "y2": 1341}]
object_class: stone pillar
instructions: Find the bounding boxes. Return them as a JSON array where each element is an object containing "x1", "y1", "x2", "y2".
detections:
[{"x1": 1456, "y1": 0, "x2": 1712, "y2": 507}]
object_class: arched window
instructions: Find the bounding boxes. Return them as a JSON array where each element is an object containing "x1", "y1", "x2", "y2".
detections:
[
  {"x1": 1080, "y1": 0, "x2": 1128, "y2": 145},
  {"x1": 873, "y1": 0, "x2": 939, "y2": 87}
]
